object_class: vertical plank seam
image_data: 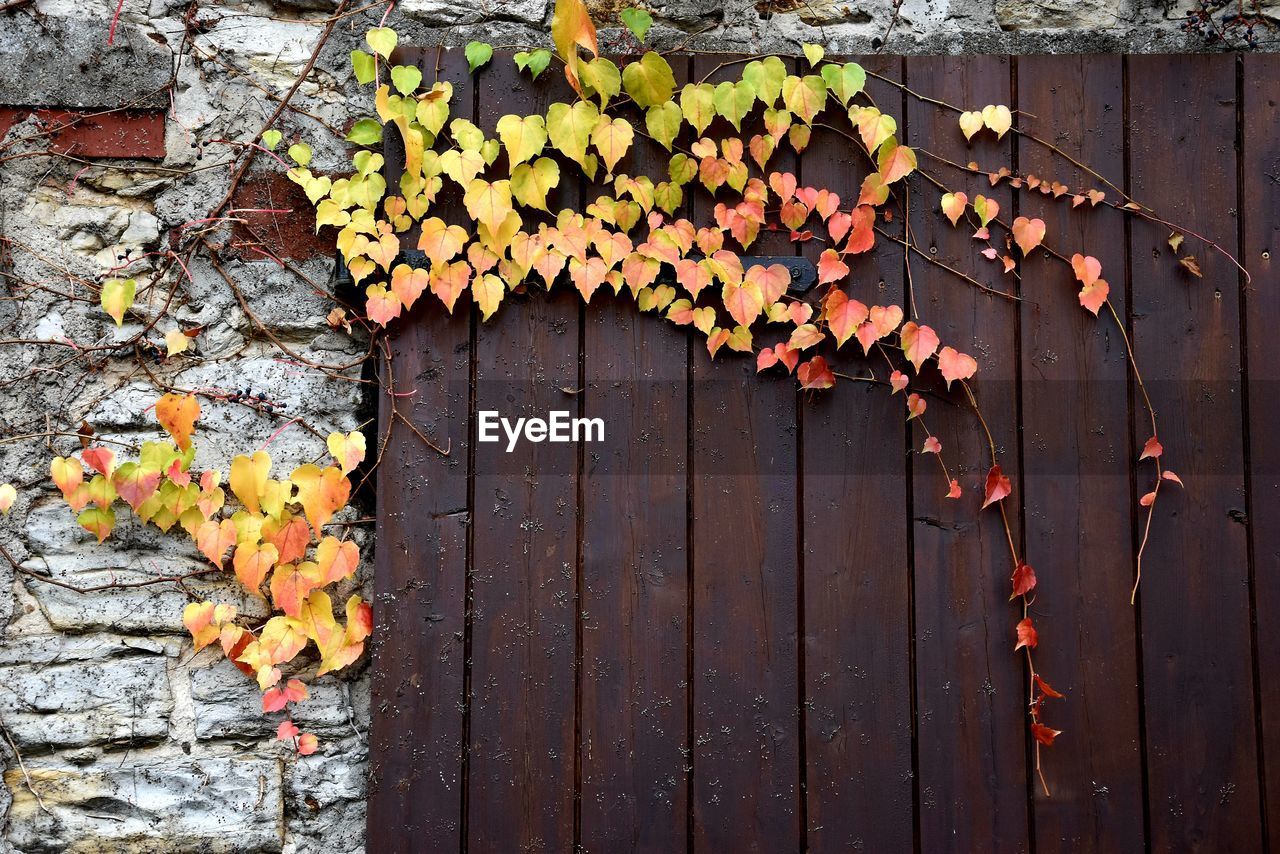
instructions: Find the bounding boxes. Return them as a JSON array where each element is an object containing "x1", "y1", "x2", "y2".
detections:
[
  {"x1": 1009, "y1": 54, "x2": 1038, "y2": 854},
  {"x1": 572, "y1": 133, "x2": 588, "y2": 854},
  {"x1": 794, "y1": 56, "x2": 809, "y2": 853},
  {"x1": 459, "y1": 47, "x2": 479, "y2": 854},
  {"x1": 1236, "y1": 51, "x2": 1270, "y2": 854},
  {"x1": 684, "y1": 51, "x2": 698, "y2": 854},
  {"x1": 1120, "y1": 54, "x2": 1154, "y2": 854},
  {"x1": 901, "y1": 53, "x2": 923, "y2": 854}
]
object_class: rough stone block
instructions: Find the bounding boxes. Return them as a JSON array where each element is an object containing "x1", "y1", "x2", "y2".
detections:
[
  {"x1": 0, "y1": 635, "x2": 173, "y2": 750},
  {"x1": 4, "y1": 756, "x2": 284, "y2": 852},
  {"x1": 191, "y1": 661, "x2": 354, "y2": 740}
]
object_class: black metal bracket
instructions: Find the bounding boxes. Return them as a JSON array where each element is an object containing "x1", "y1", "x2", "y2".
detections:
[{"x1": 333, "y1": 251, "x2": 817, "y2": 296}]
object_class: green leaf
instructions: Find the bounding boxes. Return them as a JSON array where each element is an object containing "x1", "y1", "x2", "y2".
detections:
[
  {"x1": 621, "y1": 51, "x2": 676, "y2": 109},
  {"x1": 820, "y1": 61, "x2": 865, "y2": 107},
  {"x1": 619, "y1": 7, "x2": 652, "y2": 42},
  {"x1": 288, "y1": 142, "x2": 312, "y2": 167},
  {"x1": 742, "y1": 56, "x2": 786, "y2": 106},
  {"x1": 365, "y1": 27, "x2": 397, "y2": 59},
  {"x1": 345, "y1": 119, "x2": 383, "y2": 146},
  {"x1": 351, "y1": 50, "x2": 376, "y2": 85},
  {"x1": 781, "y1": 74, "x2": 827, "y2": 124},
  {"x1": 645, "y1": 101, "x2": 681, "y2": 151},
  {"x1": 511, "y1": 157, "x2": 561, "y2": 211},
  {"x1": 580, "y1": 57, "x2": 621, "y2": 109},
  {"x1": 261, "y1": 129, "x2": 282, "y2": 151},
  {"x1": 514, "y1": 49, "x2": 552, "y2": 80},
  {"x1": 100, "y1": 278, "x2": 136, "y2": 327},
  {"x1": 802, "y1": 43, "x2": 825, "y2": 66},
  {"x1": 679, "y1": 82, "x2": 715, "y2": 136},
  {"x1": 465, "y1": 41, "x2": 493, "y2": 73},
  {"x1": 390, "y1": 64, "x2": 422, "y2": 96},
  {"x1": 713, "y1": 79, "x2": 755, "y2": 131}
]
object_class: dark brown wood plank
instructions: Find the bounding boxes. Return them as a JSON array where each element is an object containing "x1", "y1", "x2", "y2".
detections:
[
  {"x1": 688, "y1": 53, "x2": 802, "y2": 853},
  {"x1": 1127, "y1": 54, "x2": 1262, "y2": 851},
  {"x1": 797, "y1": 55, "x2": 915, "y2": 853},
  {"x1": 466, "y1": 54, "x2": 581, "y2": 854},
  {"x1": 1014, "y1": 55, "x2": 1145, "y2": 851},
  {"x1": 577, "y1": 54, "x2": 691, "y2": 854},
  {"x1": 904, "y1": 55, "x2": 1030, "y2": 852},
  {"x1": 368, "y1": 47, "x2": 473, "y2": 854},
  {"x1": 1244, "y1": 52, "x2": 1280, "y2": 847}
]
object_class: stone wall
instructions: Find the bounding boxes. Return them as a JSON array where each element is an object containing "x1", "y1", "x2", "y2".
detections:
[{"x1": 0, "y1": 0, "x2": 1274, "y2": 850}]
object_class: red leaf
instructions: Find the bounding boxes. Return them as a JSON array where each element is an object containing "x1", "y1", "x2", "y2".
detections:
[
  {"x1": 1031, "y1": 722, "x2": 1062, "y2": 746},
  {"x1": 922, "y1": 436, "x2": 941, "y2": 454},
  {"x1": 276, "y1": 719, "x2": 300, "y2": 741},
  {"x1": 1162, "y1": 470, "x2": 1184, "y2": 487},
  {"x1": 1035, "y1": 675, "x2": 1064, "y2": 699},
  {"x1": 1140, "y1": 490, "x2": 1157, "y2": 507},
  {"x1": 1140, "y1": 436, "x2": 1163, "y2": 460},
  {"x1": 946, "y1": 479, "x2": 962, "y2": 499},
  {"x1": 906, "y1": 393, "x2": 926, "y2": 420},
  {"x1": 982, "y1": 464, "x2": 1012, "y2": 509},
  {"x1": 797, "y1": 356, "x2": 835, "y2": 391},
  {"x1": 297, "y1": 732, "x2": 319, "y2": 755},
  {"x1": 817, "y1": 248, "x2": 849, "y2": 285},
  {"x1": 1015, "y1": 617, "x2": 1038, "y2": 651},
  {"x1": 1010, "y1": 562, "x2": 1037, "y2": 598},
  {"x1": 756, "y1": 348, "x2": 779, "y2": 372},
  {"x1": 81, "y1": 447, "x2": 116, "y2": 477},
  {"x1": 889, "y1": 370, "x2": 908, "y2": 394}
]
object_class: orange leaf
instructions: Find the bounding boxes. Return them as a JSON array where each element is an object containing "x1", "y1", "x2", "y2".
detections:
[
  {"x1": 196, "y1": 518, "x2": 237, "y2": 567},
  {"x1": 298, "y1": 733, "x2": 320, "y2": 755},
  {"x1": 936, "y1": 346, "x2": 978, "y2": 389},
  {"x1": 1011, "y1": 216, "x2": 1046, "y2": 255},
  {"x1": 900, "y1": 321, "x2": 939, "y2": 372},
  {"x1": 823, "y1": 289, "x2": 869, "y2": 349},
  {"x1": 155, "y1": 393, "x2": 200, "y2": 451},
  {"x1": 291, "y1": 464, "x2": 351, "y2": 537},
  {"x1": 315, "y1": 535, "x2": 360, "y2": 584},
  {"x1": 817, "y1": 248, "x2": 849, "y2": 285},
  {"x1": 233, "y1": 542, "x2": 279, "y2": 592},
  {"x1": 1140, "y1": 436, "x2": 1163, "y2": 460}
]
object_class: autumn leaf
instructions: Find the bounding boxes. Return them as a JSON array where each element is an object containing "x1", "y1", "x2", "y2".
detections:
[
  {"x1": 876, "y1": 138, "x2": 916, "y2": 184},
  {"x1": 496, "y1": 113, "x2": 547, "y2": 167},
  {"x1": 823, "y1": 289, "x2": 869, "y2": 349},
  {"x1": 1035, "y1": 674, "x2": 1064, "y2": 699},
  {"x1": 1010, "y1": 562, "x2": 1037, "y2": 598},
  {"x1": 327, "y1": 431, "x2": 366, "y2": 475},
  {"x1": 936, "y1": 346, "x2": 978, "y2": 389},
  {"x1": 277, "y1": 719, "x2": 300, "y2": 741},
  {"x1": 183, "y1": 602, "x2": 221, "y2": 651},
  {"x1": 315, "y1": 535, "x2": 360, "y2": 584},
  {"x1": 298, "y1": 733, "x2": 320, "y2": 755},
  {"x1": 981, "y1": 104, "x2": 1012, "y2": 138},
  {"x1": 1014, "y1": 616, "x2": 1038, "y2": 650},
  {"x1": 551, "y1": 0, "x2": 598, "y2": 94},
  {"x1": 1031, "y1": 722, "x2": 1061, "y2": 746},
  {"x1": 77, "y1": 506, "x2": 115, "y2": 542},
  {"x1": 1140, "y1": 435, "x2": 1163, "y2": 461},
  {"x1": 1071, "y1": 253, "x2": 1109, "y2": 315},
  {"x1": 155, "y1": 393, "x2": 200, "y2": 451},
  {"x1": 1011, "y1": 216, "x2": 1045, "y2": 255},
  {"x1": 100, "y1": 278, "x2": 136, "y2": 327},
  {"x1": 797, "y1": 355, "x2": 835, "y2": 390},
  {"x1": 263, "y1": 678, "x2": 309, "y2": 713},
  {"x1": 906, "y1": 393, "x2": 926, "y2": 420},
  {"x1": 233, "y1": 542, "x2": 279, "y2": 592},
  {"x1": 900, "y1": 321, "x2": 939, "y2": 372},
  {"x1": 817, "y1": 248, "x2": 849, "y2": 285},
  {"x1": 958, "y1": 110, "x2": 983, "y2": 141},
  {"x1": 230, "y1": 450, "x2": 272, "y2": 515},
  {"x1": 940, "y1": 191, "x2": 968, "y2": 226},
  {"x1": 922, "y1": 436, "x2": 941, "y2": 454},
  {"x1": 982, "y1": 464, "x2": 1012, "y2": 509},
  {"x1": 197, "y1": 518, "x2": 238, "y2": 566},
  {"x1": 291, "y1": 464, "x2": 351, "y2": 536},
  {"x1": 621, "y1": 52, "x2": 676, "y2": 109}
]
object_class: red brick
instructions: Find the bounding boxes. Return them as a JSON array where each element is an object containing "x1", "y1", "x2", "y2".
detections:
[
  {"x1": 0, "y1": 107, "x2": 166, "y2": 159},
  {"x1": 227, "y1": 170, "x2": 333, "y2": 262}
]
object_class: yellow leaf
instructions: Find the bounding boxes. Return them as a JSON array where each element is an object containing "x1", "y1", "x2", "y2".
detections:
[
  {"x1": 958, "y1": 110, "x2": 984, "y2": 141},
  {"x1": 229, "y1": 450, "x2": 271, "y2": 515},
  {"x1": 547, "y1": 100, "x2": 599, "y2": 165},
  {"x1": 496, "y1": 113, "x2": 548, "y2": 168},
  {"x1": 164, "y1": 329, "x2": 190, "y2": 357},
  {"x1": 327, "y1": 431, "x2": 367, "y2": 475},
  {"x1": 100, "y1": 278, "x2": 136, "y2": 327},
  {"x1": 0, "y1": 483, "x2": 14, "y2": 515},
  {"x1": 646, "y1": 101, "x2": 682, "y2": 152},
  {"x1": 474, "y1": 273, "x2": 505, "y2": 321},
  {"x1": 511, "y1": 158, "x2": 561, "y2": 211},
  {"x1": 591, "y1": 115, "x2": 633, "y2": 178},
  {"x1": 463, "y1": 178, "x2": 514, "y2": 238},
  {"x1": 981, "y1": 104, "x2": 1013, "y2": 138},
  {"x1": 852, "y1": 106, "x2": 896, "y2": 154},
  {"x1": 315, "y1": 535, "x2": 360, "y2": 584},
  {"x1": 550, "y1": 0, "x2": 597, "y2": 94}
]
